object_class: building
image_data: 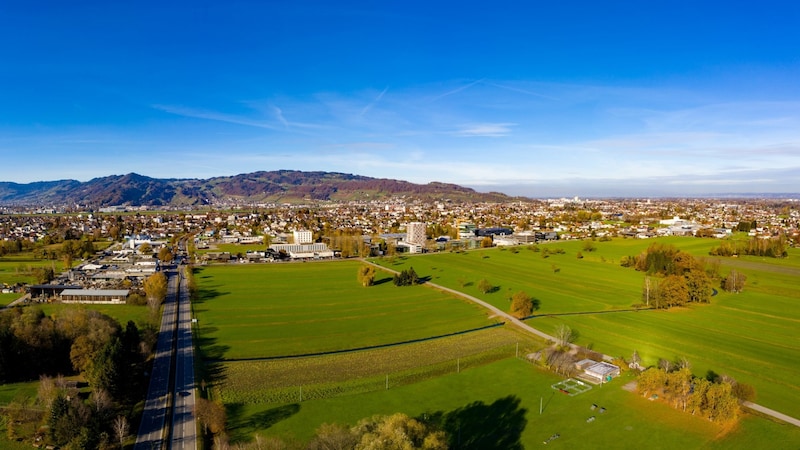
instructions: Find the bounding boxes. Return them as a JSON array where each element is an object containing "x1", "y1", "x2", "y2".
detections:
[
  {"x1": 61, "y1": 289, "x2": 130, "y2": 304},
  {"x1": 293, "y1": 230, "x2": 313, "y2": 245},
  {"x1": 575, "y1": 359, "x2": 620, "y2": 384},
  {"x1": 406, "y1": 222, "x2": 427, "y2": 246},
  {"x1": 269, "y1": 243, "x2": 334, "y2": 260}
]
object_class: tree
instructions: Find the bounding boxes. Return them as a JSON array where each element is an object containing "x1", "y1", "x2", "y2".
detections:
[
  {"x1": 195, "y1": 397, "x2": 226, "y2": 436},
  {"x1": 723, "y1": 269, "x2": 746, "y2": 293},
  {"x1": 509, "y1": 291, "x2": 533, "y2": 318},
  {"x1": 158, "y1": 246, "x2": 174, "y2": 263},
  {"x1": 658, "y1": 275, "x2": 688, "y2": 308},
  {"x1": 308, "y1": 423, "x2": 359, "y2": 450},
  {"x1": 392, "y1": 267, "x2": 419, "y2": 286},
  {"x1": 113, "y1": 415, "x2": 129, "y2": 448},
  {"x1": 357, "y1": 264, "x2": 376, "y2": 287},
  {"x1": 138, "y1": 242, "x2": 153, "y2": 255},
  {"x1": 477, "y1": 278, "x2": 492, "y2": 294},
  {"x1": 631, "y1": 350, "x2": 641, "y2": 368},
  {"x1": 685, "y1": 268, "x2": 712, "y2": 303},
  {"x1": 553, "y1": 324, "x2": 574, "y2": 349},
  {"x1": 144, "y1": 272, "x2": 168, "y2": 311},
  {"x1": 32, "y1": 266, "x2": 55, "y2": 284},
  {"x1": 352, "y1": 413, "x2": 447, "y2": 450},
  {"x1": 480, "y1": 236, "x2": 493, "y2": 248}
]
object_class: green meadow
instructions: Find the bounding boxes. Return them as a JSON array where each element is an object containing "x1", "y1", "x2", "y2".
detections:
[
  {"x1": 39, "y1": 303, "x2": 152, "y2": 329},
  {"x1": 0, "y1": 256, "x2": 61, "y2": 286},
  {"x1": 0, "y1": 293, "x2": 20, "y2": 307},
  {"x1": 193, "y1": 260, "x2": 496, "y2": 360},
  {"x1": 229, "y1": 358, "x2": 800, "y2": 449},
  {"x1": 372, "y1": 238, "x2": 800, "y2": 418}
]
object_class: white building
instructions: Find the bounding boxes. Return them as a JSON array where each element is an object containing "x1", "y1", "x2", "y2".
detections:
[
  {"x1": 405, "y1": 222, "x2": 427, "y2": 246},
  {"x1": 293, "y1": 230, "x2": 313, "y2": 245}
]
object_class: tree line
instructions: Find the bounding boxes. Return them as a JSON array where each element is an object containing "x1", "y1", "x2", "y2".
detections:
[{"x1": 709, "y1": 235, "x2": 788, "y2": 258}]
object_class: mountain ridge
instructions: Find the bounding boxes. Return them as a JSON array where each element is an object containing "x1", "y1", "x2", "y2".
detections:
[{"x1": 0, "y1": 170, "x2": 512, "y2": 207}]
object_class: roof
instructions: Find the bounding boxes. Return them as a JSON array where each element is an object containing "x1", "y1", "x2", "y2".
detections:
[{"x1": 61, "y1": 289, "x2": 130, "y2": 297}]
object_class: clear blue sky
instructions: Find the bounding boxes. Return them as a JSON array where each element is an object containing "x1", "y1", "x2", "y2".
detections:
[{"x1": 2, "y1": 1, "x2": 799, "y2": 197}]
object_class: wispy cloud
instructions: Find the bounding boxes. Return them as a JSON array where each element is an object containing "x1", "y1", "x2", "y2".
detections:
[
  {"x1": 453, "y1": 123, "x2": 515, "y2": 137},
  {"x1": 360, "y1": 87, "x2": 389, "y2": 116},
  {"x1": 428, "y1": 78, "x2": 485, "y2": 103},
  {"x1": 272, "y1": 106, "x2": 289, "y2": 129},
  {"x1": 152, "y1": 104, "x2": 280, "y2": 130}
]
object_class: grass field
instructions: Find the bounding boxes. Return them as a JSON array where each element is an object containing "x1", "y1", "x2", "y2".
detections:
[
  {"x1": 228, "y1": 358, "x2": 800, "y2": 449},
  {"x1": 193, "y1": 260, "x2": 496, "y2": 360},
  {"x1": 38, "y1": 303, "x2": 153, "y2": 329},
  {"x1": 371, "y1": 238, "x2": 800, "y2": 418},
  {"x1": 0, "y1": 293, "x2": 21, "y2": 307},
  {"x1": 0, "y1": 256, "x2": 61, "y2": 286}
]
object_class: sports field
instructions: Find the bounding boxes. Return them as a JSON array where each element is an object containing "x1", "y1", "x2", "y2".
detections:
[
  {"x1": 192, "y1": 260, "x2": 496, "y2": 360},
  {"x1": 372, "y1": 237, "x2": 800, "y2": 418}
]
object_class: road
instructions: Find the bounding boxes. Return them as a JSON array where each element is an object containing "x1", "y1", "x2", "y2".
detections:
[
  {"x1": 171, "y1": 267, "x2": 198, "y2": 448},
  {"x1": 134, "y1": 267, "x2": 198, "y2": 449},
  {"x1": 134, "y1": 272, "x2": 179, "y2": 449}
]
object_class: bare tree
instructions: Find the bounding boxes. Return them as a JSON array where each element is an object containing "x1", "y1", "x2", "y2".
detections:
[
  {"x1": 554, "y1": 324, "x2": 574, "y2": 349},
  {"x1": 113, "y1": 415, "x2": 129, "y2": 448}
]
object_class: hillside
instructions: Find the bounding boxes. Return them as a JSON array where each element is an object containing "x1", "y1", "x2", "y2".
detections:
[{"x1": 0, "y1": 170, "x2": 512, "y2": 207}]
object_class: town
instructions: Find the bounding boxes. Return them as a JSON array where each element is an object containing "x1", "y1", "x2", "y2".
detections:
[{"x1": 1, "y1": 196, "x2": 797, "y2": 299}]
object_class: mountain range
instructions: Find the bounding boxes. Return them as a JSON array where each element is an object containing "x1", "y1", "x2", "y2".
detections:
[{"x1": 0, "y1": 171, "x2": 512, "y2": 207}]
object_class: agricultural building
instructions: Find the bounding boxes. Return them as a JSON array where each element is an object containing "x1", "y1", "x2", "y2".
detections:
[{"x1": 60, "y1": 289, "x2": 130, "y2": 304}]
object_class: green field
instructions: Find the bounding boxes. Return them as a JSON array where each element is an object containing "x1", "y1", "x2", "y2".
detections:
[
  {"x1": 0, "y1": 293, "x2": 21, "y2": 307},
  {"x1": 0, "y1": 256, "x2": 61, "y2": 286},
  {"x1": 39, "y1": 303, "x2": 152, "y2": 329},
  {"x1": 193, "y1": 261, "x2": 496, "y2": 360},
  {"x1": 371, "y1": 238, "x2": 800, "y2": 418},
  {"x1": 229, "y1": 358, "x2": 800, "y2": 449}
]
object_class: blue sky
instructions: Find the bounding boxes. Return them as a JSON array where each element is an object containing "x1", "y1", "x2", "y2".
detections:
[{"x1": 2, "y1": 1, "x2": 799, "y2": 197}]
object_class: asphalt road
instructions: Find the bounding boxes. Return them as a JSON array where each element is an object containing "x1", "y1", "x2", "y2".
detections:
[
  {"x1": 134, "y1": 268, "x2": 198, "y2": 449},
  {"x1": 134, "y1": 272, "x2": 179, "y2": 450},
  {"x1": 171, "y1": 268, "x2": 198, "y2": 449}
]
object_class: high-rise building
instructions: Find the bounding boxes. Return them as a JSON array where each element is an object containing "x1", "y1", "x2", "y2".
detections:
[
  {"x1": 405, "y1": 222, "x2": 427, "y2": 246},
  {"x1": 293, "y1": 230, "x2": 313, "y2": 245}
]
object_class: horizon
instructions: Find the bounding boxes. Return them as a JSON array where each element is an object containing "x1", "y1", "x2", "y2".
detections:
[
  {"x1": 2, "y1": 169, "x2": 798, "y2": 201},
  {"x1": 1, "y1": 2, "x2": 799, "y2": 197}
]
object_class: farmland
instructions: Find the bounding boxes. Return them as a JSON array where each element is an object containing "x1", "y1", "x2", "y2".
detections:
[
  {"x1": 371, "y1": 237, "x2": 800, "y2": 418},
  {"x1": 230, "y1": 358, "x2": 800, "y2": 449},
  {"x1": 192, "y1": 260, "x2": 497, "y2": 360},
  {"x1": 192, "y1": 236, "x2": 800, "y2": 447}
]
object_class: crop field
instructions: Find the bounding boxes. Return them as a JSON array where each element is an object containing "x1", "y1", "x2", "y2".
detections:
[
  {"x1": 193, "y1": 261, "x2": 496, "y2": 360},
  {"x1": 228, "y1": 358, "x2": 800, "y2": 449},
  {"x1": 371, "y1": 238, "x2": 800, "y2": 418},
  {"x1": 218, "y1": 326, "x2": 540, "y2": 404}
]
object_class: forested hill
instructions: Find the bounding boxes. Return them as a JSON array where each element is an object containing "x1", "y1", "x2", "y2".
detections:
[{"x1": 0, "y1": 170, "x2": 512, "y2": 207}]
